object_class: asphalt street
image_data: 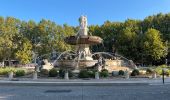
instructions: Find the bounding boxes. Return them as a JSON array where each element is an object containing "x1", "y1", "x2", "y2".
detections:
[{"x1": 0, "y1": 84, "x2": 170, "y2": 100}]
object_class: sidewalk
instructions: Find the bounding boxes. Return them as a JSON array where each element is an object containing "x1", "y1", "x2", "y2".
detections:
[{"x1": 0, "y1": 77, "x2": 170, "y2": 86}]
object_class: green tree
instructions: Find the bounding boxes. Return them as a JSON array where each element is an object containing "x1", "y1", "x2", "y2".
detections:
[
  {"x1": 20, "y1": 20, "x2": 37, "y2": 41},
  {"x1": 116, "y1": 27, "x2": 138, "y2": 61},
  {"x1": 15, "y1": 38, "x2": 32, "y2": 64},
  {"x1": 88, "y1": 25, "x2": 103, "y2": 52},
  {"x1": 57, "y1": 24, "x2": 75, "y2": 51},
  {"x1": 115, "y1": 19, "x2": 141, "y2": 61},
  {"x1": 142, "y1": 28, "x2": 167, "y2": 63},
  {"x1": 0, "y1": 17, "x2": 21, "y2": 66}
]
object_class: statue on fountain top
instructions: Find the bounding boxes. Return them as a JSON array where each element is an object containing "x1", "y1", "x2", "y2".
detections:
[{"x1": 79, "y1": 16, "x2": 87, "y2": 29}]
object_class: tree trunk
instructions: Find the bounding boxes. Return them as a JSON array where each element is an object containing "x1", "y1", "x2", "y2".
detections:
[
  {"x1": 2, "y1": 59, "x2": 4, "y2": 67},
  {"x1": 8, "y1": 58, "x2": 11, "y2": 67}
]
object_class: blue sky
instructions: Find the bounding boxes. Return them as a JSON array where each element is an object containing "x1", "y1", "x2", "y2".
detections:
[{"x1": 0, "y1": 0, "x2": 170, "y2": 26}]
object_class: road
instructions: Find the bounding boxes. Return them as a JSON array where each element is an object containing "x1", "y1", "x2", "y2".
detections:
[{"x1": 0, "y1": 84, "x2": 170, "y2": 100}]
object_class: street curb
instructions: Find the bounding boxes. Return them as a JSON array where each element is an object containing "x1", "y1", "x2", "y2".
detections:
[{"x1": 0, "y1": 81, "x2": 149, "y2": 86}]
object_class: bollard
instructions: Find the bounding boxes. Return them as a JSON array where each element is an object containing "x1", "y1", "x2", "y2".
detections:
[
  {"x1": 162, "y1": 69, "x2": 165, "y2": 84},
  {"x1": 33, "y1": 71, "x2": 38, "y2": 80},
  {"x1": 125, "y1": 70, "x2": 129, "y2": 79},
  {"x1": 8, "y1": 71, "x2": 13, "y2": 80},
  {"x1": 95, "y1": 72, "x2": 99, "y2": 79},
  {"x1": 152, "y1": 72, "x2": 157, "y2": 79},
  {"x1": 64, "y1": 70, "x2": 69, "y2": 80}
]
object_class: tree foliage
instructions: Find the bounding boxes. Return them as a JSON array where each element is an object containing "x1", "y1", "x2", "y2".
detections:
[
  {"x1": 15, "y1": 38, "x2": 32, "y2": 64},
  {"x1": 142, "y1": 28, "x2": 167, "y2": 61},
  {"x1": 89, "y1": 13, "x2": 169, "y2": 65},
  {"x1": 0, "y1": 13, "x2": 169, "y2": 66}
]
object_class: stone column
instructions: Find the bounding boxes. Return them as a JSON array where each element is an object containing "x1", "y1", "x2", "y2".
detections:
[
  {"x1": 8, "y1": 71, "x2": 13, "y2": 80},
  {"x1": 64, "y1": 70, "x2": 69, "y2": 80},
  {"x1": 95, "y1": 72, "x2": 99, "y2": 79},
  {"x1": 152, "y1": 71, "x2": 157, "y2": 79},
  {"x1": 125, "y1": 70, "x2": 129, "y2": 79},
  {"x1": 33, "y1": 71, "x2": 38, "y2": 80}
]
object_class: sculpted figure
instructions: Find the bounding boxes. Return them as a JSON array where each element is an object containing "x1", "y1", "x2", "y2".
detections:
[{"x1": 79, "y1": 16, "x2": 87, "y2": 29}]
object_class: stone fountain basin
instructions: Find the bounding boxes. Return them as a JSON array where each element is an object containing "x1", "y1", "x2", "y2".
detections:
[
  {"x1": 54, "y1": 60, "x2": 98, "y2": 68},
  {"x1": 54, "y1": 59, "x2": 131, "y2": 69},
  {"x1": 64, "y1": 36, "x2": 103, "y2": 45}
]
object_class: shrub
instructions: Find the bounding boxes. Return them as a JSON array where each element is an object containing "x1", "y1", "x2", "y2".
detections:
[
  {"x1": 166, "y1": 70, "x2": 170, "y2": 76},
  {"x1": 59, "y1": 69, "x2": 65, "y2": 77},
  {"x1": 164, "y1": 70, "x2": 170, "y2": 76},
  {"x1": 101, "y1": 69, "x2": 108, "y2": 72},
  {"x1": 0, "y1": 67, "x2": 23, "y2": 75},
  {"x1": 131, "y1": 69, "x2": 139, "y2": 76},
  {"x1": 78, "y1": 70, "x2": 95, "y2": 78},
  {"x1": 0, "y1": 68, "x2": 9, "y2": 75},
  {"x1": 146, "y1": 68, "x2": 153, "y2": 74},
  {"x1": 78, "y1": 70, "x2": 90, "y2": 78},
  {"x1": 118, "y1": 70, "x2": 124, "y2": 75},
  {"x1": 49, "y1": 68, "x2": 58, "y2": 77},
  {"x1": 15, "y1": 70, "x2": 25, "y2": 77},
  {"x1": 88, "y1": 70, "x2": 95, "y2": 78},
  {"x1": 40, "y1": 69, "x2": 49, "y2": 76},
  {"x1": 0, "y1": 67, "x2": 17, "y2": 75},
  {"x1": 155, "y1": 65, "x2": 170, "y2": 75},
  {"x1": 100, "y1": 69, "x2": 109, "y2": 77},
  {"x1": 68, "y1": 70, "x2": 73, "y2": 78},
  {"x1": 59, "y1": 69, "x2": 73, "y2": 78}
]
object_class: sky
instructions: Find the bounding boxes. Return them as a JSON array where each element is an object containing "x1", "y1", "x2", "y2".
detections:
[{"x1": 0, "y1": 0, "x2": 170, "y2": 26}]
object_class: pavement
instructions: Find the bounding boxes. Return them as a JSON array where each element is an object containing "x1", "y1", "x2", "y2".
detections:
[
  {"x1": 1, "y1": 82, "x2": 170, "y2": 100},
  {"x1": 0, "y1": 77, "x2": 170, "y2": 86},
  {"x1": 1, "y1": 77, "x2": 170, "y2": 100}
]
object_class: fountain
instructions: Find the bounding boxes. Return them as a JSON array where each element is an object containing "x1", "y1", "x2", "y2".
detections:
[{"x1": 54, "y1": 16, "x2": 136, "y2": 72}]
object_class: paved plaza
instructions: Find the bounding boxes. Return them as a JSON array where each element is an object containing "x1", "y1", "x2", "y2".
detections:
[{"x1": 0, "y1": 84, "x2": 170, "y2": 100}]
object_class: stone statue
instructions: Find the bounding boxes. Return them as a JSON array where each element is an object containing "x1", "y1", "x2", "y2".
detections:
[
  {"x1": 79, "y1": 16, "x2": 87, "y2": 29},
  {"x1": 42, "y1": 59, "x2": 53, "y2": 70},
  {"x1": 96, "y1": 56, "x2": 103, "y2": 71}
]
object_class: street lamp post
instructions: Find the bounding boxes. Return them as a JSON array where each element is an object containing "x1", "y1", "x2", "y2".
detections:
[
  {"x1": 162, "y1": 68, "x2": 168, "y2": 84},
  {"x1": 165, "y1": 40, "x2": 169, "y2": 66},
  {"x1": 162, "y1": 68, "x2": 165, "y2": 84}
]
